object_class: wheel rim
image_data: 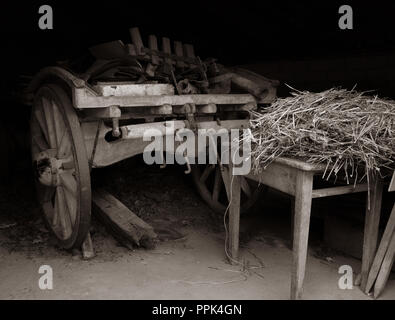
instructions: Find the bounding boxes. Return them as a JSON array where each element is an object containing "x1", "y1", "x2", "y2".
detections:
[
  {"x1": 191, "y1": 164, "x2": 262, "y2": 214},
  {"x1": 30, "y1": 85, "x2": 91, "y2": 249}
]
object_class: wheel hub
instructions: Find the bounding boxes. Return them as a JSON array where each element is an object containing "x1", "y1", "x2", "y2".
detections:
[{"x1": 34, "y1": 150, "x2": 64, "y2": 187}]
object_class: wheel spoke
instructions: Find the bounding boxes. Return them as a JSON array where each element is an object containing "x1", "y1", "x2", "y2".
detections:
[
  {"x1": 212, "y1": 166, "x2": 222, "y2": 201},
  {"x1": 52, "y1": 100, "x2": 66, "y2": 149},
  {"x1": 57, "y1": 131, "x2": 72, "y2": 159},
  {"x1": 240, "y1": 176, "x2": 252, "y2": 198},
  {"x1": 59, "y1": 171, "x2": 77, "y2": 198},
  {"x1": 200, "y1": 164, "x2": 215, "y2": 183},
  {"x1": 62, "y1": 185, "x2": 77, "y2": 226},
  {"x1": 41, "y1": 97, "x2": 57, "y2": 148},
  {"x1": 34, "y1": 107, "x2": 49, "y2": 144},
  {"x1": 32, "y1": 134, "x2": 48, "y2": 152},
  {"x1": 55, "y1": 187, "x2": 72, "y2": 238}
]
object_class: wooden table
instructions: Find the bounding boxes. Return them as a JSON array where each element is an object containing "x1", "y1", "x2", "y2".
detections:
[{"x1": 225, "y1": 157, "x2": 383, "y2": 300}]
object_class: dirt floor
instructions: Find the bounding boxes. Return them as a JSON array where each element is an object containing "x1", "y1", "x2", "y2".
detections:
[{"x1": 0, "y1": 156, "x2": 394, "y2": 300}]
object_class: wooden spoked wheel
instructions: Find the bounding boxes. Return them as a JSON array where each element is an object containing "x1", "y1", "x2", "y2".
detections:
[
  {"x1": 30, "y1": 84, "x2": 91, "y2": 249},
  {"x1": 191, "y1": 164, "x2": 263, "y2": 215}
]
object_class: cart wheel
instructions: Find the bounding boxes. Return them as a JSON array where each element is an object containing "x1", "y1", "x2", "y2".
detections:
[
  {"x1": 191, "y1": 164, "x2": 263, "y2": 215},
  {"x1": 30, "y1": 84, "x2": 91, "y2": 249}
]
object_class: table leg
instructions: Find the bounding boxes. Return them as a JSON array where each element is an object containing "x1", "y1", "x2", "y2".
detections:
[
  {"x1": 361, "y1": 175, "x2": 383, "y2": 291},
  {"x1": 291, "y1": 171, "x2": 313, "y2": 300},
  {"x1": 228, "y1": 173, "x2": 241, "y2": 264}
]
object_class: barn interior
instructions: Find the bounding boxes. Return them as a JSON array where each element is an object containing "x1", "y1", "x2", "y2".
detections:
[{"x1": 0, "y1": 1, "x2": 395, "y2": 300}]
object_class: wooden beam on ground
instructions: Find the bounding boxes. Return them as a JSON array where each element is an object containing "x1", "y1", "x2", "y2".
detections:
[{"x1": 92, "y1": 189, "x2": 157, "y2": 249}]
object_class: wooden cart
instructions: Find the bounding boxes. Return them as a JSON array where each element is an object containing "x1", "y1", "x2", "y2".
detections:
[{"x1": 25, "y1": 30, "x2": 278, "y2": 250}]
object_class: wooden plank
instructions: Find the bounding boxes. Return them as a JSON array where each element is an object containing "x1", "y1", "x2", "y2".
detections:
[
  {"x1": 129, "y1": 27, "x2": 144, "y2": 55},
  {"x1": 92, "y1": 189, "x2": 157, "y2": 248},
  {"x1": 365, "y1": 203, "x2": 395, "y2": 294},
  {"x1": 312, "y1": 184, "x2": 369, "y2": 198},
  {"x1": 162, "y1": 37, "x2": 173, "y2": 65},
  {"x1": 228, "y1": 172, "x2": 241, "y2": 263},
  {"x1": 126, "y1": 43, "x2": 137, "y2": 56},
  {"x1": 74, "y1": 89, "x2": 256, "y2": 108},
  {"x1": 148, "y1": 35, "x2": 160, "y2": 65},
  {"x1": 92, "y1": 83, "x2": 174, "y2": 97},
  {"x1": 174, "y1": 41, "x2": 185, "y2": 68},
  {"x1": 361, "y1": 176, "x2": 384, "y2": 291},
  {"x1": 373, "y1": 230, "x2": 395, "y2": 298},
  {"x1": 291, "y1": 171, "x2": 314, "y2": 300}
]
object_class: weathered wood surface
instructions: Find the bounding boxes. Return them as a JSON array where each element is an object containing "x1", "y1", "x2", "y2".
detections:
[
  {"x1": 92, "y1": 189, "x2": 157, "y2": 249},
  {"x1": 373, "y1": 230, "x2": 395, "y2": 298},
  {"x1": 291, "y1": 171, "x2": 314, "y2": 300},
  {"x1": 74, "y1": 88, "x2": 256, "y2": 108},
  {"x1": 360, "y1": 176, "x2": 384, "y2": 291},
  {"x1": 365, "y1": 203, "x2": 395, "y2": 294},
  {"x1": 312, "y1": 183, "x2": 369, "y2": 198},
  {"x1": 81, "y1": 232, "x2": 95, "y2": 260}
]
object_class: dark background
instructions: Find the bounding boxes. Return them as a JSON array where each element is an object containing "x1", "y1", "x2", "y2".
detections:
[
  {"x1": 1, "y1": 0, "x2": 395, "y2": 95},
  {"x1": 1, "y1": 0, "x2": 395, "y2": 168}
]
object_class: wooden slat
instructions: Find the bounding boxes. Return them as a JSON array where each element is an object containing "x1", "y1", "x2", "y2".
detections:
[
  {"x1": 174, "y1": 41, "x2": 185, "y2": 68},
  {"x1": 373, "y1": 230, "x2": 395, "y2": 298},
  {"x1": 148, "y1": 35, "x2": 160, "y2": 65},
  {"x1": 312, "y1": 184, "x2": 369, "y2": 198},
  {"x1": 162, "y1": 37, "x2": 172, "y2": 65},
  {"x1": 129, "y1": 27, "x2": 144, "y2": 55},
  {"x1": 126, "y1": 43, "x2": 137, "y2": 56}
]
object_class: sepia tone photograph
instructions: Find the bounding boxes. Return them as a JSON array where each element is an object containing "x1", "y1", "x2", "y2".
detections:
[{"x1": 0, "y1": 1, "x2": 394, "y2": 307}]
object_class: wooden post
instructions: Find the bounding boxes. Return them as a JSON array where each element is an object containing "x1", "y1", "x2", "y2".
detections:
[
  {"x1": 373, "y1": 230, "x2": 395, "y2": 298},
  {"x1": 228, "y1": 169, "x2": 241, "y2": 263},
  {"x1": 361, "y1": 175, "x2": 383, "y2": 291},
  {"x1": 291, "y1": 171, "x2": 313, "y2": 300},
  {"x1": 81, "y1": 232, "x2": 95, "y2": 260},
  {"x1": 365, "y1": 203, "x2": 395, "y2": 294},
  {"x1": 220, "y1": 165, "x2": 241, "y2": 264},
  {"x1": 129, "y1": 27, "x2": 144, "y2": 55}
]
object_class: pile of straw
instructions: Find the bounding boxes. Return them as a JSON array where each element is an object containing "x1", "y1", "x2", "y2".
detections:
[{"x1": 248, "y1": 87, "x2": 395, "y2": 185}]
